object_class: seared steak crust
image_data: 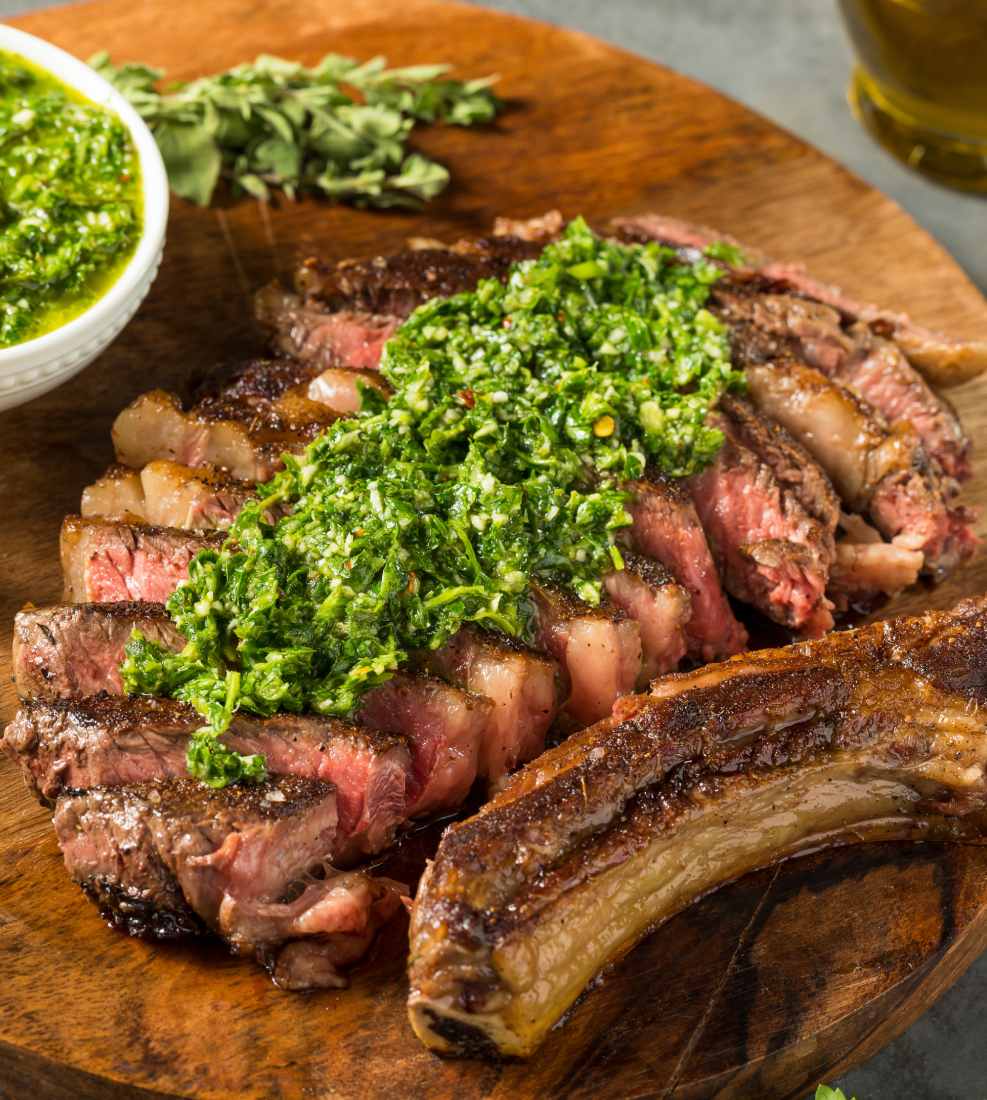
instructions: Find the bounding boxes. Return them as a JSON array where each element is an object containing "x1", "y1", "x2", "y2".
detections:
[
  {"x1": 610, "y1": 210, "x2": 987, "y2": 389},
  {"x1": 294, "y1": 236, "x2": 543, "y2": 315},
  {"x1": 408, "y1": 597, "x2": 987, "y2": 1057}
]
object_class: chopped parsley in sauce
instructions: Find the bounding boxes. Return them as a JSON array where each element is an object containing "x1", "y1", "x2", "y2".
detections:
[
  {"x1": 0, "y1": 52, "x2": 141, "y2": 347},
  {"x1": 122, "y1": 218, "x2": 744, "y2": 787}
]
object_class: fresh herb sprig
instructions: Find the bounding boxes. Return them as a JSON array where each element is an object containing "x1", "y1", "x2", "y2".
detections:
[
  {"x1": 122, "y1": 219, "x2": 743, "y2": 786},
  {"x1": 91, "y1": 52, "x2": 501, "y2": 207}
]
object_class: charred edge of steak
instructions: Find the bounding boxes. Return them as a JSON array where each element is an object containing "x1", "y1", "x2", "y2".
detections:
[
  {"x1": 79, "y1": 875, "x2": 206, "y2": 940},
  {"x1": 295, "y1": 236, "x2": 545, "y2": 314}
]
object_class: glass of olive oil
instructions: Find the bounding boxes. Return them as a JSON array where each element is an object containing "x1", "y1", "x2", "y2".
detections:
[{"x1": 838, "y1": 0, "x2": 987, "y2": 190}]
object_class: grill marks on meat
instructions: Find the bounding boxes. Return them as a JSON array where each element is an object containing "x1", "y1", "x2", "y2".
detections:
[
  {"x1": 60, "y1": 515, "x2": 222, "y2": 604},
  {"x1": 408, "y1": 596, "x2": 987, "y2": 1057},
  {"x1": 54, "y1": 776, "x2": 403, "y2": 989},
  {"x1": 624, "y1": 474, "x2": 748, "y2": 661},
  {"x1": 529, "y1": 583, "x2": 642, "y2": 727},
  {"x1": 13, "y1": 601, "x2": 183, "y2": 701},
  {"x1": 82, "y1": 462, "x2": 256, "y2": 531},
  {"x1": 601, "y1": 554, "x2": 691, "y2": 685},
  {"x1": 4, "y1": 695, "x2": 411, "y2": 864},
  {"x1": 715, "y1": 282, "x2": 971, "y2": 484},
  {"x1": 744, "y1": 359, "x2": 976, "y2": 579},
  {"x1": 688, "y1": 402, "x2": 835, "y2": 636},
  {"x1": 420, "y1": 627, "x2": 561, "y2": 781}
]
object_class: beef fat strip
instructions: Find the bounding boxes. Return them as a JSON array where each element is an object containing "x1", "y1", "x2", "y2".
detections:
[
  {"x1": 54, "y1": 776, "x2": 403, "y2": 990},
  {"x1": 82, "y1": 461, "x2": 257, "y2": 531},
  {"x1": 111, "y1": 359, "x2": 342, "y2": 481},
  {"x1": 408, "y1": 596, "x2": 987, "y2": 1057}
]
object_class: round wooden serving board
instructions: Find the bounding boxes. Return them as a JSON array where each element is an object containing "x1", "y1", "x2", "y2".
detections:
[{"x1": 2, "y1": 2, "x2": 987, "y2": 1097}]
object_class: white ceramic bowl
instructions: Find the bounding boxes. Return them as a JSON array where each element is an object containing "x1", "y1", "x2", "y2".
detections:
[{"x1": 0, "y1": 26, "x2": 169, "y2": 411}]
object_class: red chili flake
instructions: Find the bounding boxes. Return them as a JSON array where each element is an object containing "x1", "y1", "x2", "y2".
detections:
[
  {"x1": 458, "y1": 388, "x2": 476, "y2": 408},
  {"x1": 406, "y1": 571, "x2": 417, "y2": 593},
  {"x1": 344, "y1": 560, "x2": 353, "y2": 570}
]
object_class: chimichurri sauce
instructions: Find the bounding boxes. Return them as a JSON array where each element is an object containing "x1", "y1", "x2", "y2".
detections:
[
  {"x1": 121, "y1": 218, "x2": 746, "y2": 788},
  {"x1": 0, "y1": 51, "x2": 141, "y2": 348}
]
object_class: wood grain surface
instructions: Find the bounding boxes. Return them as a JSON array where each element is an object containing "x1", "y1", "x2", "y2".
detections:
[{"x1": 2, "y1": 2, "x2": 987, "y2": 1098}]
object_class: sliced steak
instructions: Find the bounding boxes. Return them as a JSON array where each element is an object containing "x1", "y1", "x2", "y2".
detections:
[
  {"x1": 744, "y1": 359, "x2": 977, "y2": 579},
  {"x1": 82, "y1": 462, "x2": 256, "y2": 531},
  {"x1": 355, "y1": 672, "x2": 487, "y2": 817},
  {"x1": 54, "y1": 777, "x2": 403, "y2": 989},
  {"x1": 61, "y1": 516, "x2": 221, "y2": 604},
  {"x1": 610, "y1": 210, "x2": 987, "y2": 389},
  {"x1": 688, "y1": 407, "x2": 835, "y2": 636},
  {"x1": 420, "y1": 626, "x2": 561, "y2": 781},
  {"x1": 602, "y1": 554, "x2": 691, "y2": 685},
  {"x1": 13, "y1": 601, "x2": 184, "y2": 701},
  {"x1": 717, "y1": 394, "x2": 840, "y2": 535},
  {"x1": 716, "y1": 283, "x2": 971, "y2": 483},
  {"x1": 529, "y1": 583, "x2": 641, "y2": 726},
  {"x1": 623, "y1": 474, "x2": 748, "y2": 661},
  {"x1": 255, "y1": 283, "x2": 400, "y2": 372},
  {"x1": 4, "y1": 695, "x2": 410, "y2": 862},
  {"x1": 409, "y1": 595, "x2": 987, "y2": 1056}
]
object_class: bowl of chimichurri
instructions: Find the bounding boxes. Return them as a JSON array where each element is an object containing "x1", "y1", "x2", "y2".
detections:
[{"x1": 0, "y1": 25, "x2": 168, "y2": 411}]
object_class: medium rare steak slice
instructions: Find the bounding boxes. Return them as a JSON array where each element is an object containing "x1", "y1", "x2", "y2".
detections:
[
  {"x1": 60, "y1": 516, "x2": 222, "y2": 604},
  {"x1": 420, "y1": 626, "x2": 561, "y2": 781},
  {"x1": 255, "y1": 283, "x2": 401, "y2": 372},
  {"x1": 356, "y1": 672, "x2": 488, "y2": 817},
  {"x1": 408, "y1": 596, "x2": 987, "y2": 1056},
  {"x1": 610, "y1": 211, "x2": 987, "y2": 389},
  {"x1": 688, "y1": 408, "x2": 835, "y2": 636},
  {"x1": 82, "y1": 462, "x2": 257, "y2": 531},
  {"x1": 715, "y1": 283, "x2": 971, "y2": 483},
  {"x1": 623, "y1": 474, "x2": 748, "y2": 661},
  {"x1": 4, "y1": 697, "x2": 411, "y2": 863},
  {"x1": 13, "y1": 602, "x2": 184, "y2": 701},
  {"x1": 717, "y1": 395, "x2": 840, "y2": 536},
  {"x1": 54, "y1": 777, "x2": 403, "y2": 990},
  {"x1": 602, "y1": 554, "x2": 691, "y2": 685},
  {"x1": 529, "y1": 583, "x2": 641, "y2": 726},
  {"x1": 744, "y1": 359, "x2": 976, "y2": 579}
]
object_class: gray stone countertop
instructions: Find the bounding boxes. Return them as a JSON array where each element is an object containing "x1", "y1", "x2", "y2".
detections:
[{"x1": 2, "y1": 0, "x2": 985, "y2": 1096}]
